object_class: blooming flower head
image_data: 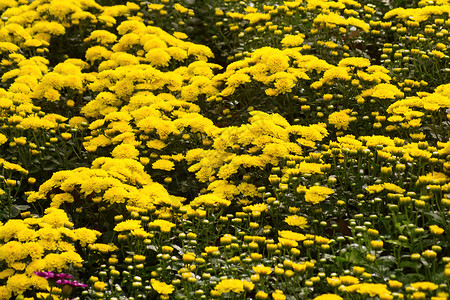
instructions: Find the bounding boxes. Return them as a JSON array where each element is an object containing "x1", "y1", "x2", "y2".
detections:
[
  {"x1": 252, "y1": 264, "x2": 272, "y2": 275},
  {"x1": 152, "y1": 159, "x2": 175, "y2": 171},
  {"x1": 7, "y1": 274, "x2": 31, "y2": 295},
  {"x1": 429, "y1": 225, "x2": 444, "y2": 235},
  {"x1": 214, "y1": 279, "x2": 245, "y2": 295},
  {"x1": 111, "y1": 143, "x2": 139, "y2": 159},
  {"x1": 148, "y1": 219, "x2": 176, "y2": 233},
  {"x1": 34, "y1": 271, "x2": 56, "y2": 280},
  {"x1": 339, "y1": 275, "x2": 360, "y2": 285},
  {"x1": 278, "y1": 230, "x2": 306, "y2": 241},
  {"x1": 410, "y1": 281, "x2": 438, "y2": 291},
  {"x1": 204, "y1": 246, "x2": 218, "y2": 254},
  {"x1": 328, "y1": 109, "x2": 353, "y2": 130},
  {"x1": 314, "y1": 294, "x2": 343, "y2": 300},
  {"x1": 113, "y1": 220, "x2": 142, "y2": 232},
  {"x1": 151, "y1": 279, "x2": 175, "y2": 295},
  {"x1": 343, "y1": 283, "x2": 391, "y2": 298},
  {"x1": 284, "y1": 215, "x2": 308, "y2": 229},
  {"x1": 281, "y1": 34, "x2": 305, "y2": 48},
  {"x1": 272, "y1": 289, "x2": 286, "y2": 300},
  {"x1": 305, "y1": 186, "x2": 334, "y2": 204}
]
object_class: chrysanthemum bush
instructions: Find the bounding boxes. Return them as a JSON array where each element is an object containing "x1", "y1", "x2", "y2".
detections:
[{"x1": 0, "y1": 0, "x2": 449, "y2": 299}]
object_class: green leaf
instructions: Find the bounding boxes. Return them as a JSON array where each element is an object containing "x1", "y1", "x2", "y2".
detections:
[
  {"x1": 398, "y1": 261, "x2": 421, "y2": 269},
  {"x1": 386, "y1": 239, "x2": 402, "y2": 246},
  {"x1": 14, "y1": 204, "x2": 30, "y2": 211},
  {"x1": 101, "y1": 230, "x2": 115, "y2": 244},
  {"x1": 423, "y1": 211, "x2": 445, "y2": 224},
  {"x1": 8, "y1": 205, "x2": 20, "y2": 218},
  {"x1": 403, "y1": 273, "x2": 426, "y2": 282},
  {"x1": 336, "y1": 256, "x2": 346, "y2": 263},
  {"x1": 345, "y1": 249, "x2": 363, "y2": 264},
  {"x1": 146, "y1": 244, "x2": 158, "y2": 252},
  {"x1": 378, "y1": 255, "x2": 395, "y2": 263}
]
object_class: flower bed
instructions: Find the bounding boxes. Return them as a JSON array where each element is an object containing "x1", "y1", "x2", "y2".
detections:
[{"x1": 0, "y1": 0, "x2": 449, "y2": 299}]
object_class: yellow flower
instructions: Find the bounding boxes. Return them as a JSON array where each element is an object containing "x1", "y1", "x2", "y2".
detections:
[
  {"x1": 111, "y1": 144, "x2": 139, "y2": 160},
  {"x1": 41, "y1": 207, "x2": 70, "y2": 228},
  {"x1": 280, "y1": 34, "x2": 305, "y2": 47},
  {"x1": 90, "y1": 243, "x2": 118, "y2": 253},
  {"x1": 388, "y1": 280, "x2": 403, "y2": 289},
  {"x1": 190, "y1": 194, "x2": 231, "y2": 209},
  {"x1": 227, "y1": 73, "x2": 251, "y2": 88},
  {"x1": 0, "y1": 269, "x2": 14, "y2": 280},
  {"x1": 162, "y1": 246, "x2": 173, "y2": 253},
  {"x1": 0, "y1": 285, "x2": 12, "y2": 299},
  {"x1": 6, "y1": 274, "x2": 31, "y2": 295},
  {"x1": 410, "y1": 281, "x2": 439, "y2": 291},
  {"x1": 304, "y1": 186, "x2": 334, "y2": 204},
  {"x1": 328, "y1": 109, "x2": 353, "y2": 130},
  {"x1": 0, "y1": 134, "x2": 7, "y2": 145},
  {"x1": 382, "y1": 183, "x2": 405, "y2": 194},
  {"x1": 272, "y1": 290, "x2": 286, "y2": 300},
  {"x1": 429, "y1": 225, "x2": 444, "y2": 235},
  {"x1": 315, "y1": 236, "x2": 331, "y2": 244},
  {"x1": 204, "y1": 246, "x2": 218, "y2": 254},
  {"x1": 363, "y1": 83, "x2": 404, "y2": 99},
  {"x1": 85, "y1": 30, "x2": 117, "y2": 44},
  {"x1": 343, "y1": 283, "x2": 391, "y2": 298},
  {"x1": 243, "y1": 203, "x2": 267, "y2": 213},
  {"x1": 68, "y1": 116, "x2": 88, "y2": 128},
  {"x1": 340, "y1": 275, "x2": 360, "y2": 285},
  {"x1": 174, "y1": 3, "x2": 189, "y2": 13},
  {"x1": 432, "y1": 50, "x2": 445, "y2": 59},
  {"x1": 146, "y1": 140, "x2": 167, "y2": 150},
  {"x1": 365, "y1": 184, "x2": 384, "y2": 193},
  {"x1": 187, "y1": 44, "x2": 214, "y2": 61},
  {"x1": 133, "y1": 254, "x2": 146, "y2": 262},
  {"x1": 411, "y1": 291, "x2": 426, "y2": 299},
  {"x1": 243, "y1": 12, "x2": 270, "y2": 24},
  {"x1": 255, "y1": 291, "x2": 268, "y2": 299},
  {"x1": 252, "y1": 264, "x2": 272, "y2": 275},
  {"x1": 278, "y1": 237, "x2": 298, "y2": 248},
  {"x1": 113, "y1": 220, "x2": 142, "y2": 232},
  {"x1": 148, "y1": 219, "x2": 176, "y2": 233},
  {"x1": 327, "y1": 277, "x2": 341, "y2": 287},
  {"x1": 103, "y1": 186, "x2": 129, "y2": 205},
  {"x1": 0, "y1": 241, "x2": 29, "y2": 265},
  {"x1": 60, "y1": 133, "x2": 72, "y2": 140},
  {"x1": 370, "y1": 240, "x2": 384, "y2": 250},
  {"x1": 278, "y1": 230, "x2": 306, "y2": 241},
  {"x1": 145, "y1": 49, "x2": 171, "y2": 67},
  {"x1": 214, "y1": 279, "x2": 245, "y2": 295},
  {"x1": 94, "y1": 281, "x2": 106, "y2": 291},
  {"x1": 148, "y1": 3, "x2": 164, "y2": 10},
  {"x1": 73, "y1": 228, "x2": 101, "y2": 247},
  {"x1": 338, "y1": 57, "x2": 371, "y2": 68},
  {"x1": 314, "y1": 294, "x2": 343, "y2": 300},
  {"x1": 410, "y1": 132, "x2": 426, "y2": 141},
  {"x1": 152, "y1": 159, "x2": 175, "y2": 171},
  {"x1": 267, "y1": 72, "x2": 297, "y2": 96},
  {"x1": 173, "y1": 32, "x2": 188, "y2": 40},
  {"x1": 284, "y1": 215, "x2": 308, "y2": 229},
  {"x1": 151, "y1": 279, "x2": 175, "y2": 295},
  {"x1": 182, "y1": 253, "x2": 196, "y2": 263}
]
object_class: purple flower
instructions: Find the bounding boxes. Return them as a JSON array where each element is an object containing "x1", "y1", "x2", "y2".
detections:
[
  {"x1": 69, "y1": 281, "x2": 88, "y2": 288},
  {"x1": 56, "y1": 279, "x2": 87, "y2": 288},
  {"x1": 55, "y1": 273, "x2": 74, "y2": 280},
  {"x1": 35, "y1": 271, "x2": 87, "y2": 288},
  {"x1": 34, "y1": 271, "x2": 55, "y2": 279}
]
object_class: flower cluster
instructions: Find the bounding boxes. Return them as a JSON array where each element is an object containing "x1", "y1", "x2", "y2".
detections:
[
  {"x1": 0, "y1": 0, "x2": 449, "y2": 299},
  {"x1": 0, "y1": 208, "x2": 99, "y2": 298}
]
